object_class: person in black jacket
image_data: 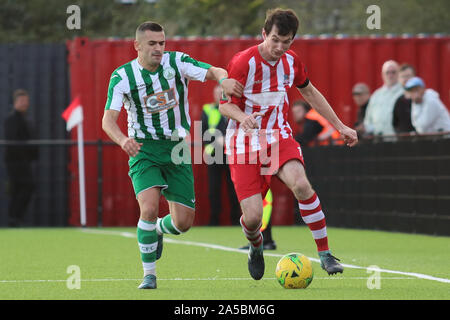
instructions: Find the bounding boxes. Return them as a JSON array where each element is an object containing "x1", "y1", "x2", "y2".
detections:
[
  {"x1": 393, "y1": 64, "x2": 416, "y2": 134},
  {"x1": 4, "y1": 89, "x2": 38, "y2": 227},
  {"x1": 351, "y1": 83, "x2": 371, "y2": 138},
  {"x1": 292, "y1": 100, "x2": 323, "y2": 146},
  {"x1": 202, "y1": 85, "x2": 240, "y2": 226}
]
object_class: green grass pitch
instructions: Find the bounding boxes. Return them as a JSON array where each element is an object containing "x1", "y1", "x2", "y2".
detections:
[{"x1": 0, "y1": 226, "x2": 448, "y2": 300}]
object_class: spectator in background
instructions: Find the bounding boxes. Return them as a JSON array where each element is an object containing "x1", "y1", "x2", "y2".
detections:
[
  {"x1": 351, "y1": 83, "x2": 371, "y2": 138},
  {"x1": 202, "y1": 85, "x2": 240, "y2": 226},
  {"x1": 292, "y1": 100, "x2": 341, "y2": 146},
  {"x1": 364, "y1": 60, "x2": 404, "y2": 136},
  {"x1": 405, "y1": 77, "x2": 450, "y2": 134},
  {"x1": 4, "y1": 89, "x2": 38, "y2": 227},
  {"x1": 393, "y1": 64, "x2": 417, "y2": 134}
]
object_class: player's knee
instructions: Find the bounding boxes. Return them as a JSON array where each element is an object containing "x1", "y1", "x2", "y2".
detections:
[
  {"x1": 139, "y1": 203, "x2": 159, "y2": 221},
  {"x1": 292, "y1": 179, "x2": 313, "y2": 199},
  {"x1": 241, "y1": 215, "x2": 261, "y2": 231},
  {"x1": 174, "y1": 219, "x2": 192, "y2": 233}
]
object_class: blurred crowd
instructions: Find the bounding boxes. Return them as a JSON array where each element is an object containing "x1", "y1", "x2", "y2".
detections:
[{"x1": 293, "y1": 60, "x2": 450, "y2": 146}]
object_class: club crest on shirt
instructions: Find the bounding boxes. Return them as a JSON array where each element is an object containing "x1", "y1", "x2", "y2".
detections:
[
  {"x1": 163, "y1": 67, "x2": 176, "y2": 80},
  {"x1": 283, "y1": 74, "x2": 290, "y2": 86}
]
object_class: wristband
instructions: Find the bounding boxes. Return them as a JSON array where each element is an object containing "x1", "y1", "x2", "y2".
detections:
[{"x1": 219, "y1": 77, "x2": 228, "y2": 85}]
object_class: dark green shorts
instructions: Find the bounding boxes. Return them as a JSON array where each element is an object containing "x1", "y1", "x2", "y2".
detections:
[{"x1": 128, "y1": 139, "x2": 195, "y2": 209}]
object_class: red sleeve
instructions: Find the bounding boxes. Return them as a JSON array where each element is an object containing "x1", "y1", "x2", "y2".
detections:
[
  {"x1": 220, "y1": 51, "x2": 248, "y2": 108},
  {"x1": 291, "y1": 50, "x2": 309, "y2": 88}
]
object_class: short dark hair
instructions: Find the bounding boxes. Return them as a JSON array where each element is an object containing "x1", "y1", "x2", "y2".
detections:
[
  {"x1": 293, "y1": 99, "x2": 311, "y2": 112},
  {"x1": 13, "y1": 89, "x2": 29, "y2": 103},
  {"x1": 400, "y1": 63, "x2": 416, "y2": 75},
  {"x1": 264, "y1": 8, "x2": 299, "y2": 38},
  {"x1": 136, "y1": 21, "x2": 164, "y2": 36}
]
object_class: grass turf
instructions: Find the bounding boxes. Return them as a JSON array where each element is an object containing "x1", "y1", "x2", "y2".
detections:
[{"x1": 0, "y1": 226, "x2": 448, "y2": 300}]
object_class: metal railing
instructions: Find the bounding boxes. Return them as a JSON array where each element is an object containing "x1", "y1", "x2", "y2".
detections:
[{"x1": 1, "y1": 132, "x2": 449, "y2": 233}]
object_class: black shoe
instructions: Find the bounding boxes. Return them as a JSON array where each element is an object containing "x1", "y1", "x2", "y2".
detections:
[
  {"x1": 263, "y1": 240, "x2": 277, "y2": 250},
  {"x1": 248, "y1": 248, "x2": 265, "y2": 280},
  {"x1": 319, "y1": 251, "x2": 344, "y2": 275},
  {"x1": 239, "y1": 241, "x2": 277, "y2": 251}
]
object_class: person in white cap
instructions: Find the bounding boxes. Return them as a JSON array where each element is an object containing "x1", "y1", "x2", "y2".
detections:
[{"x1": 405, "y1": 77, "x2": 450, "y2": 134}]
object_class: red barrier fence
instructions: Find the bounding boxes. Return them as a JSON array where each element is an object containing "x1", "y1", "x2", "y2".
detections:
[{"x1": 66, "y1": 36, "x2": 450, "y2": 227}]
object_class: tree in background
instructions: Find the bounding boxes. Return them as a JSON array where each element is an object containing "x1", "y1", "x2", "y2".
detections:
[{"x1": 0, "y1": 0, "x2": 449, "y2": 42}]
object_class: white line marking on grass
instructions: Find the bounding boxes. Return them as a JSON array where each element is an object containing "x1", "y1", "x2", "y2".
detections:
[
  {"x1": 80, "y1": 228, "x2": 450, "y2": 284},
  {"x1": 0, "y1": 277, "x2": 416, "y2": 284}
]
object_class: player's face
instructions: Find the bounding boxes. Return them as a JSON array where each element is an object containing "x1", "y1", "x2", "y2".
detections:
[
  {"x1": 135, "y1": 30, "x2": 166, "y2": 69},
  {"x1": 263, "y1": 26, "x2": 294, "y2": 60}
]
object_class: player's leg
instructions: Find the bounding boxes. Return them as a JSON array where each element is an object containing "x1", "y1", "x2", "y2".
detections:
[
  {"x1": 166, "y1": 201, "x2": 195, "y2": 233},
  {"x1": 240, "y1": 193, "x2": 265, "y2": 280},
  {"x1": 240, "y1": 193, "x2": 264, "y2": 245},
  {"x1": 230, "y1": 159, "x2": 268, "y2": 280},
  {"x1": 276, "y1": 159, "x2": 343, "y2": 275},
  {"x1": 136, "y1": 187, "x2": 162, "y2": 289},
  {"x1": 154, "y1": 159, "x2": 196, "y2": 257},
  {"x1": 225, "y1": 164, "x2": 241, "y2": 226},
  {"x1": 239, "y1": 189, "x2": 275, "y2": 250},
  {"x1": 129, "y1": 141, "x2": 170, "y2": 289}
]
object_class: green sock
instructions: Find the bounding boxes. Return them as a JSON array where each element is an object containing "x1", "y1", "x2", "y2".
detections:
[
  {"x1": 156, "y1": 214, "x2": 182, "y2": 235},
  {"x1": 137, "y1": 219, "x2": 158, "y2": 276}
]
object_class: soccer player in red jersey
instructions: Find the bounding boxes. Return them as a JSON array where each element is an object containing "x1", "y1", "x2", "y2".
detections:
[{"x1": 219, "y1": 8, "x2": 358, "y2": 280}]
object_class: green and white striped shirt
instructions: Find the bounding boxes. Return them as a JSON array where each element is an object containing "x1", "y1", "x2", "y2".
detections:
[{"x1": 105, "y1": 51, "x2": 211, "y2": 139}]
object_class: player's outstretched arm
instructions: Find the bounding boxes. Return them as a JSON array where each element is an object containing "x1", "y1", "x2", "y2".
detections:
[
  {"x1": 299, "y1": 82, "x2": 358, "y2": 147},
  {"x1": 205, "y1": 67, "x2": 243, "y2": 99},
  {"x1": 102, "y1": 109, "x2": 142, "y2": 157},
  {"x1": 219, "y1": 102, "x2": 263, "y2": 133}
]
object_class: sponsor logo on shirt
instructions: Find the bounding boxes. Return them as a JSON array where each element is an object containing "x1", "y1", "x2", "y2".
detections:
[{"x1": 143, "y1": 88, "x2": 178, "y2": 114}]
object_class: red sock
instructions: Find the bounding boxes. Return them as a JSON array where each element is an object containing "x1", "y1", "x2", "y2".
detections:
[
  {"x1": 298, "y1": 193, "x2": 329, "y2": 252},
  {"x1": 240, "y1": 216, "x2": 263, "y2": 248}
]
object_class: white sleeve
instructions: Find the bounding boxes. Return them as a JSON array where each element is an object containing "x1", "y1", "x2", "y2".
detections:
[
  {"x1": 178, "y1": 52, "x2": 211, "y2": 82},
  {"x1": 105, "y1": 71, "x2": 127, "y2": 111}
]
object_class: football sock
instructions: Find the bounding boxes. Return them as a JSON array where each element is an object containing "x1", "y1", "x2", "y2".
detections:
[
  {"x1": 137, "y1": 219, "x2": 158, "y2": 277},
  {"x1": 240, "y1": 216, "x2": 263, "y2": 250},
  {"x1": 298, "y1": 193, "x2": 329, "y2": 252},
  {"x1": 156, "y1": 214, "x2": 182, "y2": 236}
]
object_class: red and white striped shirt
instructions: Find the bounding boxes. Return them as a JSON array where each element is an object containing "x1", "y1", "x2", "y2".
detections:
[{"x1": 221, "y1": 45, "x2": 309, "y2": 155}]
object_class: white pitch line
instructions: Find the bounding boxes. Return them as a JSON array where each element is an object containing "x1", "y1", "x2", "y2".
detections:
[
  {"x1": 0, "y1": 277, "x2": 416, "y2": 284},
  {"x1": 80, "y1": 229, "x2": 450, "y2": 284}
]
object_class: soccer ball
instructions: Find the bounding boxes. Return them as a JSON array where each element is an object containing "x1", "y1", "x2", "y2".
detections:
[{"x1": 275, "y1": 253, "x2": 314, "y2": 289}]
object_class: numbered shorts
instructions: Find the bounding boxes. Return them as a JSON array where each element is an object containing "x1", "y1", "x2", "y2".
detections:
[
  {"x1": 128, "y1": 139, "x2": 195, "y2": 209},
  {"x1": 228, "y1": 137, "x2": 305, "y2": 202}
]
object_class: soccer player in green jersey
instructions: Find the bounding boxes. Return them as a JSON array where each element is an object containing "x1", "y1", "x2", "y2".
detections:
[{"x1": 102, "y1": 21, "x2": 243, "y2": 289}]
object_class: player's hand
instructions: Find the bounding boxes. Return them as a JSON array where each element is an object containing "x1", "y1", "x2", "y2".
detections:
[
  {"x1": 338, "y1": 126, "x2": 358, "y2": 147},
  {"x1": 240, "y1": 112, "x2": 264, "y2": 133},
  {"x1": 221, "y1": 78, "x2": 244, "y2": 100},
  {"x1": 120, "y1": 137, "x2": 143, "y2": 157}
]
